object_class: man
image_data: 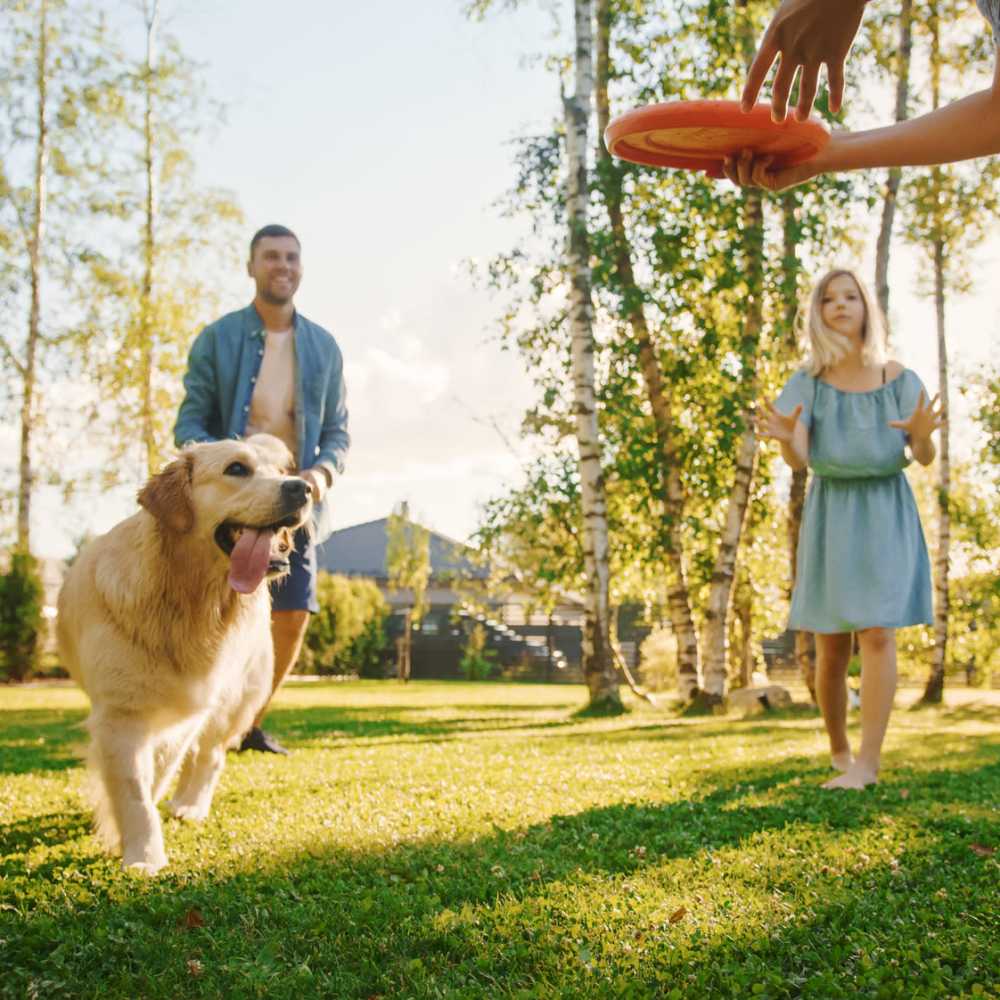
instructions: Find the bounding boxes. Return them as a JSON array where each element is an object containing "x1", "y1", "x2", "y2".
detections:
[{"x1": 174, "y1": 224, "x2": 349, "y2": 754}]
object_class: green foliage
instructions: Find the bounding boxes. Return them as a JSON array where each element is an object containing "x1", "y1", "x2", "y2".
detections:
[
  {"x1": 300, "y1": 574, "x2": 389, "y2": 677},
  {"x1": 2, "y1": 681, "x2": 999, "y2": 997},
  {"x1": 637, "y1": 626, "x2": 677, "y2": 691},
  {"x1": 459, "y1": 623, "x2": 499, "y2": 681},
  {"x1": 0, "y1": 550, "x2": 44, "y2": 682},
  {"x1": 386, "y1": 504, "x2": 432, "y2": 624}
]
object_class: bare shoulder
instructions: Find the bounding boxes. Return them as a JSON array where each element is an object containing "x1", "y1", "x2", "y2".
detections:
[{"x1": 885, "y1": 359, "x2": 905, "y2": 380}]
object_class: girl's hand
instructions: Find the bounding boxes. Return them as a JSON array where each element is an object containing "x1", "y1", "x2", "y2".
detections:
[
  {"x1": 722, "y1": 134, "x2": 845, "y2": 192},
  {"x1": 888, "y1": 390, "x2": 945, "y2": 441},
  {"x1": 757, "y1": 400, "x2": 803, "y2": 443}
]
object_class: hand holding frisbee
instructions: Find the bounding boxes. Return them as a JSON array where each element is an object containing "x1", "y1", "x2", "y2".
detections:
[{"x1": 604, "y1": 100, "x2": 830, "y2": 182}]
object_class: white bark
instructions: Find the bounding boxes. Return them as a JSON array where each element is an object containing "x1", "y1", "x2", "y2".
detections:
[
  {"x1": 874, "y1": 0, "x2": 913, "y2": 328},
  {"x1": 18, "y1": 0, "x2": 50, "y2": 552},
  {"x1": 926, "y1": 239, "x2": 950, "y2": 702},
  {"x1": 700, "y1": 191, "x2": 764, "y2": 699},
  {"x1": 564, "y1": 0, "x2": 619, "y2": 709},
  {"x1": 594, "y1": 0, "x2": 700, "y2": 701},
  {"x1": 701, "y1": 426, "x2": 758, "y2": 697},
  {"x1": 140, "y1": 0, "x2": 160, "y2": 477}
]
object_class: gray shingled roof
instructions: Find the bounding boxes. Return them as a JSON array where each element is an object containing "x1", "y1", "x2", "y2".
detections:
[{"x1": 316, "y1": 517, "x2": 487, "y2": 580}]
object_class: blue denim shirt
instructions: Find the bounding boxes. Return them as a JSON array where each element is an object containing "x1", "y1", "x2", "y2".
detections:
[{"x1": 173, "y1": 304, "x2": 350, "y2": 543}]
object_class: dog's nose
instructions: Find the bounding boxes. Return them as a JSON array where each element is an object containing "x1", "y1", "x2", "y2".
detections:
[{"x1": 281, "y1": 478, "x2": 310, "y2": 508}]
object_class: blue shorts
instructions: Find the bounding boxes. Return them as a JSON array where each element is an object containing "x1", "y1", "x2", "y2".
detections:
[{"x1": 269, "y1": 528, "x2": 318, "y2": 613}]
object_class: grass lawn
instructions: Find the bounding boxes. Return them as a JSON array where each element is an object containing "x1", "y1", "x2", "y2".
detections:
[{"x1": 1, "y1": 680, "x2": 998, "y2": 999}]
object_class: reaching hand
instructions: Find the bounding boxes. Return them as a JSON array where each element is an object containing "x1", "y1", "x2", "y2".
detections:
[
  {"x1": 888, "y1": 390, "x2": 945, "y2": 441},
  {"x1": 757, "y1": 400, "x2": 803, "y2": 443},
  {"x1": 741, "y1": 0, "x2": 869, "y2": 122}
]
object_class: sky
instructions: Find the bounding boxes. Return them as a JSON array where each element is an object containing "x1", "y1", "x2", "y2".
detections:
[{"x1": 24, "y1": 0, "x2": 1000, "y2": 559}]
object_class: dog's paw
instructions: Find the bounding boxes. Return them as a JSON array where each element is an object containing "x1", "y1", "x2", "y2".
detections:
[
  {"x1": 122, "y1": 857, "x2": 167, "y2": 876},
  {"x1": 166, "y1": 799, "x2": 209, "y2": 822}
]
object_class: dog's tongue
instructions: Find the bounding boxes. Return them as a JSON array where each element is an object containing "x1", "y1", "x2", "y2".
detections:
[{"x1": 228, "y1": 528, "x2": 274, "y2": 593}]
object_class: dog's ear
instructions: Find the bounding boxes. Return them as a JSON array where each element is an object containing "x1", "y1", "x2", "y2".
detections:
[{"x1": 138, "y1": 454, "x2": 195, "y2": 534}]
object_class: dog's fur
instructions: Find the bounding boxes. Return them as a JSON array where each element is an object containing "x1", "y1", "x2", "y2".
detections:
[{"x1": 57, "y1": 435, "x2": 310, "y2": 874}]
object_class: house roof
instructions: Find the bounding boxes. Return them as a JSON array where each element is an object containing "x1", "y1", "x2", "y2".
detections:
[{"x1": 316, "y1": 517, "x2": 487, "y2": 580}]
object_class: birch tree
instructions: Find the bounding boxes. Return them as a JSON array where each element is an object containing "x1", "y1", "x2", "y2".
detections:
[
  {"x1": 901, "y1": 0, "x2": 1000, "y2": 703},
  {"x1": 594, "y1": 0, "x2": 700, "y2": 700},
  {"x1": 82, "y1": 0, "x2": 243, "y2": 480},
  {"x1": 872, "y1": 0, "x2": 915, "y2": 326},
  {"x1": 698, "y1": 0, "x2": 765, "y2": 702},
  {"x1": 564, "y1": 0, "x2": 620, "y2": 711},
  {"x1": 0, "y1": 0, "x2": 105, "y2": 550}
]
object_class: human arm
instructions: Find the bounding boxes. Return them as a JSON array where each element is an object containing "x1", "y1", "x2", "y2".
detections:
[
  {"x1": 727, "y1": 57, "x2": 1000, "y2": 192},
  {"x1": 888, "y1": 390, "x2": 945, "y2": 466},
  {"x1": 741, "y1": 0, "x2": 871, "y2": 121},
  {"x1": 174, "y1": 326, "x2": 221, "y2": 448},
  {"x1": 304, "y1": 344, "x2": 350, "y2": 503},
  {"x1": 757, "y1": 401, "x2": 809, "y2": 471}
]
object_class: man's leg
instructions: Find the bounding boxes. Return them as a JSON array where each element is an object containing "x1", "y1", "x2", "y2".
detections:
[
  {"x1": 256, "y1": 609, "x2": 310, "y2": 726},
  {"x1": 240, "y1": 527, "x2": 316, "y2": 754}
]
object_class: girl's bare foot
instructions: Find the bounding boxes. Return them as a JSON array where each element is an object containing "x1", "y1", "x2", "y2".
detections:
[
  {"x1": 831, "y1": 750, "x2": 853, "y2": 773},
  {"x1": 822, "y1": 763, "x2": 878, "y2": 790}
]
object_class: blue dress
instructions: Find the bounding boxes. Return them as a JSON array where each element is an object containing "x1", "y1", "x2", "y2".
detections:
[{"x1": 775, "y1": 368, "x2": 934, "y2": 635}]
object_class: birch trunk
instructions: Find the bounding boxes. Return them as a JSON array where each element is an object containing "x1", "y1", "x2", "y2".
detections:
[
  {"x1": 779, "y1": 194, "x2": 816, "y2": 699},
  {"x1": 140, "y1": 0, "x2": 160, "y2": 477},
  {"x1": 921, "y1": 10, "x2": 949, "y2": 704},
  {"x1": 874, "y1": 0, "x2": 913, "y2": 328},
  {"x1": 923, "y1": 237, "x2": 950, "y2": 703},
  {"x1": 700, "y1": 190, "x2": 764, "y2": 700},
  {"x1": 18, "y1": 0, "x2": 50, "y2": 552},
  {"x1": 595, "y1": 0, "x2": 701, "y2": 700},
  {"x1": 565, "y1": 0, "x2": 620, "y2": 710}
]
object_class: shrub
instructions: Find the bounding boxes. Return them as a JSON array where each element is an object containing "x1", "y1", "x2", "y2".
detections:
[
  {"x1": 638, "y1": 627, "x2": 678, "y2": 692},
  {"x1": 0, "y1": 550, "x2": 45, "y2": 682},
  {"x1": 460, "y1": 623, "x2": 498, "y2": 681},
  {"x1": 301, "y1": 574, "x2": 389, "y2": 677}
]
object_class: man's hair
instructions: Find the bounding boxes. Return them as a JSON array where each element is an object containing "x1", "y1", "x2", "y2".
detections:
[{"x1": 249, "y1": 224, "x2": 300, "y2": 258}]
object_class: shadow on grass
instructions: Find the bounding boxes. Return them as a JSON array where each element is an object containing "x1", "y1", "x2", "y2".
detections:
[
  {"x1": 2, "y1": 725, "x2": 997, "y2": 999},
  {"x1": 268, "y1": 704, "x2": 581, "y2": 746},
  {"x1": 0, "y1": 708, "x2": 87, "y2": 775}
]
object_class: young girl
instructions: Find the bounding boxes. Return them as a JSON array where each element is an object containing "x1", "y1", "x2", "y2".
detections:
[
  {"x1": 759, "y1": 269, "x2": 944, "y2": 790},
  {"x1": 727, "y1": 0, "x2": 1000, "y2": 191}
]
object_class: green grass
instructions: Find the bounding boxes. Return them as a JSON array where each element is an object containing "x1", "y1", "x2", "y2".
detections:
[{"x1": 2, "y1": 680, "x2": 998, "y2": 1000}]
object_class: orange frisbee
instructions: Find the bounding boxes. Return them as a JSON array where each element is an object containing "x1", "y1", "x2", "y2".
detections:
[{"x1": 604, "y1": 100, "x2": 830, "y2": 177}]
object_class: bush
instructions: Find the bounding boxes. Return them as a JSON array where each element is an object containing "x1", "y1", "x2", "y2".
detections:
[
  {"x1": 460, "y1": 623, "x2": 498, "y2": 681},
  {"x1": 301, "y1": 574, "x2": 389, "y2": 677},
  {"x1": 638, "y1": 626, "x2": 678, "y2": 692},
  {"x1": 0, "y1": 550, "x2": 45, "y2": 682}
]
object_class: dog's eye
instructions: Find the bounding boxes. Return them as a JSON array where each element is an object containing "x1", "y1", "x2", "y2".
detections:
[{"x1": 224, "y1": 462, "x2": 252, "y2": 477}]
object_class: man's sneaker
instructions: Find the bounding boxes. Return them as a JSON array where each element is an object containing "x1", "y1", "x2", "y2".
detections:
[{"x1": 238, "y1": 727, "x2": 289, "y2": 755}]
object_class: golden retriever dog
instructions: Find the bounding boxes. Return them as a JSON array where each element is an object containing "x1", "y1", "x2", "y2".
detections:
[{"x1": 57, "y1": 434, "x2": 311, "y2": 874}]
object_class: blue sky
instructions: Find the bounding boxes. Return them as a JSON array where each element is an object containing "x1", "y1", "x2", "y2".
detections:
[{"x1": 29, "y1": 0, "x2": 1000, "y2": 557}]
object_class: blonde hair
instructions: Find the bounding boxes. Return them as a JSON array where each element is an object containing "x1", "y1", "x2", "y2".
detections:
[{"x1": 800, "y1": 268, "x2": 887, "y2": 376}]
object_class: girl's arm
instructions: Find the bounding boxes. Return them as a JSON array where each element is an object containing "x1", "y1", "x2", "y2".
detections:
[
  {"x1": 909, "y1": 435, "x2": 937, "y2": 466},
  {"x1": 758, "y1": 401, "x2": 809, "y2": 470},
  {"x1": 780, "y1": 420, "x2": 810, "y2": 471},
  {"x1": 726, "y1": 55, "x2": 1000, "y2": 191},
  {"x1": 888, "y1": 390, "x2": 945, "y2": 466}
]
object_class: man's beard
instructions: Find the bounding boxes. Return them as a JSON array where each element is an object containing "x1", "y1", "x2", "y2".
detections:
[{"x1": 259, "y1": 284, "x2": 295, "y2": 306}]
